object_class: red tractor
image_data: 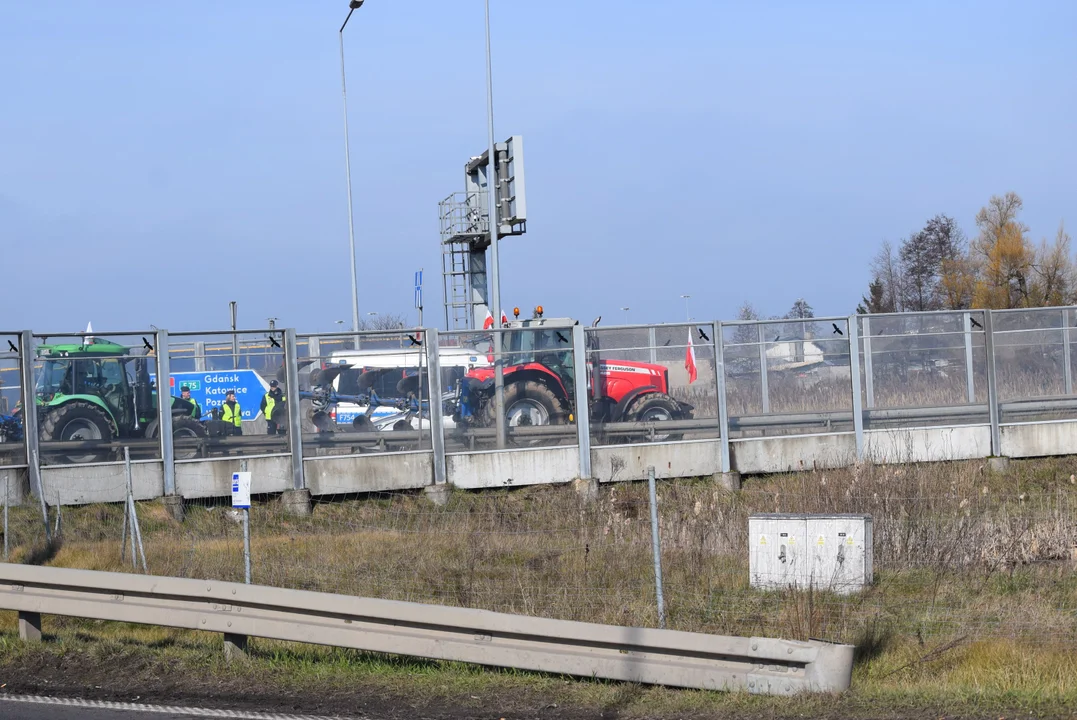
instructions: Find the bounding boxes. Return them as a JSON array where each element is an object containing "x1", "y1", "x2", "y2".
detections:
[{"x1": 453, "y1": 314, "x2": 692, "y2": 439}]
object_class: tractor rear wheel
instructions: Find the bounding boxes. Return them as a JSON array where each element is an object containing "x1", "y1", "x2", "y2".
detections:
[
  {"x1": 40, "y1": 402, "x2": 113, "y2": 464},
  {"x1": 492, "y1": 380, "x2": 568, "y2": 446},
  {"x1": 624, "y1": 392, "x2": 682, "y2": 442}
]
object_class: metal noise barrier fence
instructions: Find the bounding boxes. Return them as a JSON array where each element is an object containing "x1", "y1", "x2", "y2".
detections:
[{"x1": 0, "y1": 564, "x2": 854, "y2": 695}]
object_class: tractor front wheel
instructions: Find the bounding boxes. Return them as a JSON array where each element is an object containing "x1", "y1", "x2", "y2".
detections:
[
  {"x1": 171, "y1": 416, "x2": 207, "y2": 460},
  {"x1": 40, "y1": 402, "x2": 114, "y2": 464}
]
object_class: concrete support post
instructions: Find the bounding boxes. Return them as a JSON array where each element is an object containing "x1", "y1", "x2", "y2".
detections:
[
  {"x1": 572, "y1": 324, "x2": 592, "y2": 480},
  {"x1": 281, "y1": 488, "x2": 312, "y2": 517},
  {"x1": 307, "y1": 336, "x2": 321, "y2": 363},
  {"x1": 426, "y1": 330, "x2": 447, "y2": 486},
  {"x1": 861, "y1": 316, "x2": 875, "y2": 408},
  {"x1": 847, "y1": 316, "x2": 864, "y2": 461},
  {"x1": 18, "y1": 611, "x2": 42, "y2": 643},
  {"x1": 757, "y1": 325, "x2": 770, "y2": 414},
  {"x1": 284, "y1": 329, "x2": 305, "y2": 491},
  {"x1": 160, "y1": 494, "x2": 185, "y2": 523},
  {"x1": 223, "y1": 632, "x2": 247, "y2": 661},
  {"x1": 193, "y1": 341, "x2": 207, "y2": 372},
  {"x1": 984, "y1": 310, "x2": 1002, "y2": 457},
  {"x1": 424, "y1": 484, "x2": 450, "y2": 506},
  {"x1": 155, "y1": 330, "x2": 176, "y2": 497},
  {"x1": 648, "y1": 326, "x2": 657, "y2": 364}
]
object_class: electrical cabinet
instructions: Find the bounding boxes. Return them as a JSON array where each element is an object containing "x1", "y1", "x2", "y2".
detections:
[{"x1": 749, "y1": 514, "x2": 872, "y2": 595}]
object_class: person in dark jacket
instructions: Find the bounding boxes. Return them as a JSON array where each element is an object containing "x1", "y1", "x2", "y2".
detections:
[
  {"x1": 177, "y1": 385, "x2": 201, "y2": 419},
  {"x1": 260, "y1": 380, "x2": 286, "y2": 435}
]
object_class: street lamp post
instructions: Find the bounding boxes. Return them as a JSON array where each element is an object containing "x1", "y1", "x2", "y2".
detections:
[
  {"x1": 621, "y1": 307, "x2": 630, "y2": 325},
  {"x1": 681, "y1": 295, "x2": 691, "y2": 322},
  {"x1": 339, "y1": 0, "x2": 364, "y2": 351},
  {"x1": 484, "y1": 0, "x2": 507, "y2": 449}
]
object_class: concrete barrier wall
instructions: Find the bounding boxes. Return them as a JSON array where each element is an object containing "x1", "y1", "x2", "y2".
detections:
[
  {"x1": 864, "y1": 425, "x2": 992, "y2": 465},
  {"x1": 1001, "y1": 420, "x2": 1077, "y2": 458},
  {"x1": 305, "y1": 451, "x2": 433, "y2": 496},
  {"x1": 731, "y1": 433, "x2": 857, "y2": 475},
  {"x1": 446, "y1": 446, "x2": 580, "y2": 489},
  {"x1": 19, "y1": 419, "x2": 1077, "y2": 507},
  {"x1": 592, "y1": 440, "x2": 721, "y2": 484},
  {"x1": 40, "y1": 461, "x2": 164, "y2": 506},
  {"x1": 176, "y1": 454, "x2": 291, "y2": 499}
]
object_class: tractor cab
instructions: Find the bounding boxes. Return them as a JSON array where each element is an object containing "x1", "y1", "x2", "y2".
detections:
[
  {"x1": 35, "y1": 339, "x2": 157, "y2": 436},
  {"x1": 467, "y1": 314, "x2": 578, "y2": 400},
  {"x1": 501, "y1": 316, "x2": 577, "y2": 388}
]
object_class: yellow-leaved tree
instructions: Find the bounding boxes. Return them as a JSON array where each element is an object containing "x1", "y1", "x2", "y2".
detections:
[{"x1": 970, "y1": 192, "x2": 1035, "y2": 309}]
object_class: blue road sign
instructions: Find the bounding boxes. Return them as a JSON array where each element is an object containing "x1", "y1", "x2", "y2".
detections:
[{"x1": 153, "y1": 369, "x2": 269, "y2": 420}]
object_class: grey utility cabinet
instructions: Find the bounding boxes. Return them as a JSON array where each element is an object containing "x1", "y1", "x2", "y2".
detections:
[{"x1": 748, "y1": 514, "x2": 873, "y2": 595}]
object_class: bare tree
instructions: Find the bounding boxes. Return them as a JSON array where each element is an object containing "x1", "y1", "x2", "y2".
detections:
[
  {"x1": 868, "y1": 241, "x2": 904, "y2": 314},
  {"x1": 732, "y1": 301, "x2": 761, "y2": 345},
  {"x1": 1030, "y1": 222, "x2": 1076, "y2": 307},
  {"x1": 358, "y1": 312, "x2": 410, "y2": 331},
  {"x1": 899, "y1": 215, "x2": 966, "y2": 311}
]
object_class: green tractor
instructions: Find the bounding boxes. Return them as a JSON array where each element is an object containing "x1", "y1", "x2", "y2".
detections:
[{"x1": 35, "y1": 338, "x2": 206, "y2": 463}]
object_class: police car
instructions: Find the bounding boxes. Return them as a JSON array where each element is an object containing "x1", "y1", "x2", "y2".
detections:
[{"x1": 328, "y1": 346, "x2": 490, "y2": 430}]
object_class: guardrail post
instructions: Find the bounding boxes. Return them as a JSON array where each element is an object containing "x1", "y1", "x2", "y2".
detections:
[
  {"x1": 847, "y1": 316, "x2": 864, "y2": 461},
  {"x1": 757, "y1": 325, "x2": 770, "y2": 414},
  {"x1": 283, "y1": 329, "x2": 310, "y2": 514},
  {"x1": 861, "y1": 316, "x2": 875, "y2": 408},
  {"x1": 18, "y1": 332, "x2": 45, "y2": 534},
  {"x1": 963, "y1": 312, "x2": 976, "y2": 403},
  {"x1": 646, "y1": 466, "x2": 666, "y2": 629},
  {"x1": 426, "y1": 330, "x2": 447, "y2": 486},
  {"x1": 224, "y1": 632, "x2": 247, "y2": 661},
  {"x1": 572, "y1": 324, "x2": 592, "y2": 481},
  {"x1": 155, "y1": 330, "x2": 176, "y2": 499},
  {"x1": 984, "y1": 310, "x2": 1002, "y2": 457},
  {"x1": 18, "y1": 611, "x2": 42, "y2": 643}
]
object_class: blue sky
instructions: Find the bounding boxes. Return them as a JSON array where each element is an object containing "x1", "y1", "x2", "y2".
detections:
[{"x1": 1, "y1": 1, "x2": 1074, "y2": 332}]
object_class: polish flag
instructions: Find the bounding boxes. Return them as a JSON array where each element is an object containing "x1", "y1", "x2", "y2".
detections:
[
  {"x1": 685, "y1": 328, "x2": 698, "y2": 384},
  {"x1": 483, "y1": 309, "x2": 508, "y2": 330}
]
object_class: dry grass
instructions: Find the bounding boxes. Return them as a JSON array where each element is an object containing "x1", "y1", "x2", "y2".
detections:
[
  {"x1": 4, "y1": 456, "x2": 1075, "y2": 648},
  {"x1": 1, "y1": 457, "x2": 1075, "y2": 713}
]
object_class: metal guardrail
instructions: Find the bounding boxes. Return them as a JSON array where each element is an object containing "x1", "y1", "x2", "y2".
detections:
[{"x1": 0, "y1": 564, "x2": 854, "y2": 695}]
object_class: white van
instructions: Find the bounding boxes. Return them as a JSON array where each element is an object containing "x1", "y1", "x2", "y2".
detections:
[{"x1": 327, "y1": 346, "x2": 490, "y2": 430}]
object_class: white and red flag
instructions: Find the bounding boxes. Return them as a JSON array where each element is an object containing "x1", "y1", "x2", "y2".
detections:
[{"x1": 685, "y1": 328, "x2": 698, "y2": 384}]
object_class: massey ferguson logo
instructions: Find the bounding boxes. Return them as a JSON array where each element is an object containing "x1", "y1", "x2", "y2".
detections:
[{"x1": 601, "y1": 364, "x2": 658, "y2": 375}]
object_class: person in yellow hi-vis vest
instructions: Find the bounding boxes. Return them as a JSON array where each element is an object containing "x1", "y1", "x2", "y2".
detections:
[
  {"x1": 260, "y1": 379, "x2": 286, "y2": 435},
  {"x1": 220, "y1": 389, "x2": 243, "y2": 436}
]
